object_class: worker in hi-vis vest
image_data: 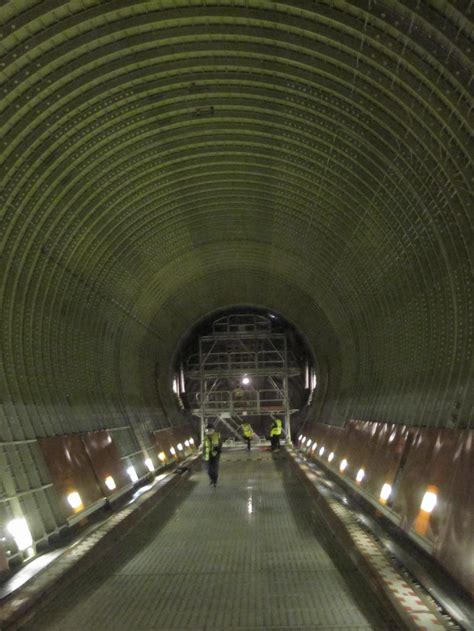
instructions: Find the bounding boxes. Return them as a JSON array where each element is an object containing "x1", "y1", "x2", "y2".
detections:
[
  {"x1": 270, "y1": 418, "x2": 283, "y2": 450},
  {"x1": 241, "y1": 422, "x2": 254, "y2": 451},
  {"x1": 203, "y1": 423, "x2": 222, "y2": 487}
]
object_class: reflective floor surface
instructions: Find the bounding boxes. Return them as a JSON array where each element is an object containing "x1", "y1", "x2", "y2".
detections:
[{"x1": 23, "y1": 450, "x2": 398, "y2": 630}]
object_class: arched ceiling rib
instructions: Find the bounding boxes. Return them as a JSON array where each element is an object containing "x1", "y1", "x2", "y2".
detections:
[{"x1": 1, "y1": 1, "x2": 472, "y2": 433}]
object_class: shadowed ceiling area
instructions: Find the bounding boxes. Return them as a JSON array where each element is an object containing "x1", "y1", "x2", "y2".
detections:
[{"x1": 1, "y1": 1, "x2": 472, "y2": 443}]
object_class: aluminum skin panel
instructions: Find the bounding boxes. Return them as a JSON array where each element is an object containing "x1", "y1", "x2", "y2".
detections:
[
  {"x1": 81, "y1": 431, "x2": 129, "y2": 497},
  {"x1": 38, "y1": 436, "x2": 102, "y2": 519}
]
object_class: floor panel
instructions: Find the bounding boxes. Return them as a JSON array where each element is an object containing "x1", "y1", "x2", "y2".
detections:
[{"x1": 24, "y1": 451, "x2": 394, "y2": 630}]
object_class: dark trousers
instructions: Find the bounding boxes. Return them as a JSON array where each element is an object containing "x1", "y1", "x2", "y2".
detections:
[
  {"x1": 271, "y1": 434, "x2": 281, "y2": 450},
  {"x1": 245, "y1": 437, "x2": 251, "y2": 451},
  {"x1": 207, "y1": 456, "x2": 220, "y2": 484}
]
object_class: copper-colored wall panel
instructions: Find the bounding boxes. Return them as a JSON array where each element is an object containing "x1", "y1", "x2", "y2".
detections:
[
  {"x1": 364, "y1": 423, "x2": 408, "y2": 499},
  {"x1": 81, "y1": 431, "x2": 129, "y2": 496},
  {"x1": 0, "y1": 549, "x2": 9, "y2": 573},
  {"x1": 152, "y1": 424, "x2": 194, "y2": 462},
  {"x1": 433, "y1": 430, "x2": 474, "y2": 595},
  {"x1": 38, "y1": 435, "x2": 102, "y2": 517},
  {"x1": 306, "y1": 421, "x2": 473, "y2": 596}
]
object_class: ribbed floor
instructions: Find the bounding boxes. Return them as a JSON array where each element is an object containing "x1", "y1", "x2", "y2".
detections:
[{"x1": 25, "y1": 450, "x2": 394, "y2": 630}]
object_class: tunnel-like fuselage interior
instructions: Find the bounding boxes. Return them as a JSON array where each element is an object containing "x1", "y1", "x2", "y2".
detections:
[{"x1": 0, "y1": 0, "x2": 472, "y2": 606}]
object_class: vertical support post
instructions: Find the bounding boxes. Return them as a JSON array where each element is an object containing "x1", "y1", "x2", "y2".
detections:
[
  {"x1": 199, "y1": 337, "x2": 205, "y2": 448},
  {"x1": 283, "y1": 336, "x2": 291, "y2": 444}
]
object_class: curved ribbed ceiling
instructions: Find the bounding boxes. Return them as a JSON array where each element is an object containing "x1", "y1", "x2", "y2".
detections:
[{"x1": 1, "y1": 1, "x2": 472, "y2": 436}]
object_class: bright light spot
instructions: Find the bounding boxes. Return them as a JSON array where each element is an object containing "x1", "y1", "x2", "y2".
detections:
[
  {"x1": 105, "y1": 476, "x2": 116, "y2": 490},
  {"x1": 311, "y1": 442, "x2": 317, "y2": 451},
  {"x1": 144, "y1": 458, "x2": 154, "y2": 472},
  {"x1": 7, "y1": 518, "x2": 33, "y2": 551},
  {"x1": 241, "y1": 376, "x2": 250, "y2": 385},
  {"x1": 306, "y1": 440, "x2": 312, "y2": 448},
  {"x1": 380, "y1": 483, "x2": 392, "y2": 501},
  {"x1": 319, "y1": 446, "x2": 325, "y2": 456},
  {"x1": 420, "y1": 491, "x2": 437, "y2": 513},
  {"x1": 170, "y1": 447, "x2": 176, "y2": 456},
  {"x1": 26, "y1": 546, "x2": 35, "y2": 559},
  {"x1": 189, "y1": 438, "x2": 194, "y2": 445},
  {"x1": 328, "y1": 452, "x2": 334, "y2": 462},
  {"x1": 177, "y1": 443, "x2": 183, "y2": 451},
  {"x1": 298, "y1": 434, "x2": 303, "y2": 441},
  {"x1": 158, "y1": 451, "x2": 166, "y2": 462},
  {"x1": 247, "y1": 497, "x2": 253, "y2": 515},
  {"x1": 356, "y1": 468, "x2": 365, "y2": 483},
  {"x1": 67, "y1": 491, "x2": 83, "y2": 510},
  {"x1": 340, "y1": 459, "x2": 348, "y2": 472},
  {"x1": 172, "y1": 378, "x2": 178, "y2": 393},
  {"x1": 184, "y1": 440, "x2": 190, "y2": 447},
  {"x1": 301, "y1": 436, "x2": 306, "y2": 443},
  {"x1": 127, "y1": 466, "x2": 139, "y2": 483}
]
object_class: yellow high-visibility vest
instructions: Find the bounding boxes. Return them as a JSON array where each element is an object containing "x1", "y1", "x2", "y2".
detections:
[
  {"x1": 270, "y1": 419, "x2": 282, "y2": 436},
  {"x1": 203, "y1": 432, "x2": 221, "y2": 461},
  {"x1": 241, "y1": 423, "x2": 253, "y2": 438}
]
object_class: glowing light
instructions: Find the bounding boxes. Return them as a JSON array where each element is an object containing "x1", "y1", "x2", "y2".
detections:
[
  {"x1": 144, "y1": 458, "x2": 154, "y2": 472},
  {"x1": 127, "y1": 466, "x2": 139, "y2": 483},
  {"x1": 241, "y1": 376, "x2": 250, "y2": 385},
  {"x1": 247, "y1": 497, "x2": 253, "y2": 515},
  {"x1": 177, "y1": 443, "x2": 183, "y2": 451},
  {"x1": 158, "y1": 451, "x2": 166, "y2": 462},
  {"x1": 339, "y1": 459, "x2": 348, "y2": 472},
  {"x1": 306, "y1": 440, "x2": 312, "y2": 449},
  {"x1": 328, "y1": 452, "x2": 334, "y2": 462},
  {"x1": 301, "y1": 436, "x2": 306, "y2": 443},
  {"x1": 311, "y1": 442, "x2": 317, "y2": 451},
  {"x1": 356, "y1": 468, "x2": 365, "y2": 483},
  {"x1": 7, "y1": 518, "x2": 33, "y2": 551},
  {"x1": 380, "y1": 483, "x2": 392, "y2": 501},
  {"x1": 170, "y1": 447, "x2": 176, "y2": 456},
  {"x1": 172, "y1": 378, "x2": 178, "y2": 393},
  {"x1": 189, "y1": 438, "x2": 194, "y2": 445},
  {"x1": 105, "y1": 476, "x2": 116, "y2": 491},
  {"x1": 67, "y1": 491, "x2": 83, "y2": 510},
  {"x1": 298, "y1": 434, "x2": 303, "y2": 441},
  {"x1": 184, "y1": 440, "x2": 190, "y2": 447},
  {"x1": 319, "y1": 446, "x2": 325, "y2": 456},
  {"x1": 420, "y1": 491, "x2": 437, "y2": 513}
]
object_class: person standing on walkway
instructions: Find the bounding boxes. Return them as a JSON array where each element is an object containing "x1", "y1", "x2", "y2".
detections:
[
  {"x1": 270, "y1": 418, "x2": 283, "y2": 450},
  {"x1": 241, "y1": 422, "x2": 254, "y2": 451},
  {"x1": 203, "y1": 423, "x2": 222, "y2": 487}
]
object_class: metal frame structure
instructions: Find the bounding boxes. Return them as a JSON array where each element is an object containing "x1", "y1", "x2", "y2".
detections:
[{"x1": 184, "y1": 314, "x2": 300, "y2": 445}]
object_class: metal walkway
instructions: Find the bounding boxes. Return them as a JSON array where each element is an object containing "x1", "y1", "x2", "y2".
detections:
[{"x1": 24, "y1": 451, "x2": 396, "y2": 630}]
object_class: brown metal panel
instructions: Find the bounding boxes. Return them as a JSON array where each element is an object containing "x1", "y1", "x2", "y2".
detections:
[
  {"x1": 37, "y1": 435, "x2": 102, "y2": 517},
  {"x1": 339, "y1": 420, "x2": 373, "y2": 478},
  {"x1": 0, "y1": 549, "x2": 9, "y2": 573},
  {"x1": 81, "y1": 431, "x2": 129, "y2": 496},
  {"x1": 393, "y1": 429, "x2": 459, "y2": 542},
  {"x1": 364, "y1": 423, "x2": 409, "y2": 500},
  {"x1": 433, "y1": 430, "x2": 474, "y2": 596}
]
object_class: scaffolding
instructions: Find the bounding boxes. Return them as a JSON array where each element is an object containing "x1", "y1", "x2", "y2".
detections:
[{"x1": 184, "y1": 314, "x2": 300, "y2": 446}]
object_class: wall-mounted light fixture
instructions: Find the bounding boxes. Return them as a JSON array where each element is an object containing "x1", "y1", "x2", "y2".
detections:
[
  {"x1": 7, "y1": 518, "x2": 33, "y2": 551},
  {"x1": 67, "y1": 491, "x2": 83, "y2": 511},
  {"x1": 380, "y1": 483, "x2": 392, "y2": 502},
  {"x1": 144, "y1": 458, "x2": 154, "y2": 472},
  {"x1": 127, "y1": 466, "x2": 139, "y2": 483},
  {"x1": 105, "y1": 476, "x2": 116, "y2": 491}
]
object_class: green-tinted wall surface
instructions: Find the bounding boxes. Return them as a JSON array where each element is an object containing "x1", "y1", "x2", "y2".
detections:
[{"x1": 0, "y1": 1, "x2": 472, "y2": 549}]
